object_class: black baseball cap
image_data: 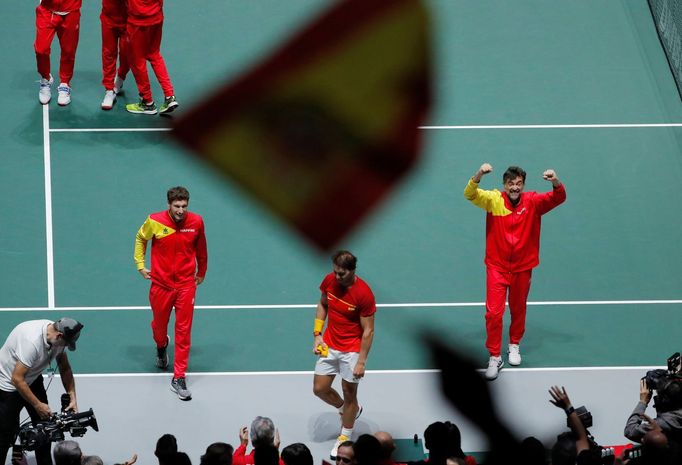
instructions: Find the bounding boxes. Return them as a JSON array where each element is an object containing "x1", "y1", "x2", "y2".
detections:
[{"x1": 54, "y1": 318, "x2": 84, "y2": 351}]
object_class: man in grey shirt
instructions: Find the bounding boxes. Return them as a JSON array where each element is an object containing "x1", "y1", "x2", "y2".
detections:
[{"x1": 0, "y1": 318, "x2": 83, "y2": 465}]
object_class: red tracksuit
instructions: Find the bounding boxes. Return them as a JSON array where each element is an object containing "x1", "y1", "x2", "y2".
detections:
[
  {"x1": 126, "y1": 0, "x2": 174, "y2": 103},
  {"x1": 101, "y1": 0, "x2": 129, "y2": 90},
  {"x1": 35, "y1": 0, "x2": 82, "y2": 85},
  {"x1": 464, "y1": 179, "x2": 566, "y2": 356},
  {"x1": 134, "y1": 210, "x2": 207, "y2": 378}
]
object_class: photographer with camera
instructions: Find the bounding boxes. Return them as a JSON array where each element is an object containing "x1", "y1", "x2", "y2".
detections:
[
  {"x1": 624, "y1": 378, "x2": 682, "y2": 444},
  {"x1": 0, "y1": 318, "x2": 83, "y2": 465}
]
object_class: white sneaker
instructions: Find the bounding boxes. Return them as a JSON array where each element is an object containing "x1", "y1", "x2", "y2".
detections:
[
  {"x1": 113, "y1": 76, "x2": 124, "y2": 95},
  {"x1": 485, "y1": 356, "x2": 503, "y2": 380},
  {"x1": 508, "y1": 344, "x2": 522, "y2": 366},
  {"x1": 57, "y1": 84, "x2": 71, "y2": 106},
  {"x1": 330, "y1": 434, "x2": 349, "y2": 460},
  {"x1": 101, "y1": 90, "x2": 116, "y2": 110},
  {"x1": 39, "y1": 75, "x2": 53, "y2": 104}
]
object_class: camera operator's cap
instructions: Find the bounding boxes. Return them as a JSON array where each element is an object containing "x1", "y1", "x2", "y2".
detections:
[{"x1": 54, "y1": 318, "x2": 84, "y2": 351}]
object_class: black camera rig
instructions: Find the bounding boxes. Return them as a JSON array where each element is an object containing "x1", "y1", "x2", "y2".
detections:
[{"x1": 16, "y1": 395, "x2": 98, "y2": 451}]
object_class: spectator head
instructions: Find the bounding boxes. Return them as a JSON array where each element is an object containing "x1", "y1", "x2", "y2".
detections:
[
  {"x1": 336, "y1": 441, "x2": 355, "y2": 465},
  {"x1": 254, "y1": 445, "x2": 279, "y2": 465},
  {"x1": 82, "y1": 456, "x2": 104, "y2": 465},
  {"x1": 444, "y1": 421, "x2": 465, "y2": 459},
  {"x1": 353, "y1": 435, "x2": 382, "y2": 465},
  {"x1": 250, "y1": 417, "x2": 276, "y2": 448},
  {"x1": 424, "y1": 422, "x2": 450, "y2": 457},
  {"x1": 519, "y1": 436, "x2": 546, "y2": 465},
  {"x1": 53, "y1": 440, "x2": 82, "y2": 465},
  {"x1": 655, "y1": 380, "x2": 682, "y2": 413},
  {"x1": 155, "y1": 434, "x2": 179, "y2": 465},
  {"x1": 445, "y1": 459, "x2": 465, "y2": 465},
  {"x1": 372, "y1": 432, "x2": 395, "y2": 461},
  {"x1": 281, "y1": 443, "x2": 313, "y2": 465},
  {"x1": 200, "y1": 442, "x2": 233, "y2": 465},
  {"x1": 551, "y1": 432, "x2": 577, "y2": 465}
]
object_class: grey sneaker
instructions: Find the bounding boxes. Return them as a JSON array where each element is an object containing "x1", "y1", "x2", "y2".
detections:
[
  {"x1": 508, "y1": 344, "x2": 522, "y2": 366},
  {"x1": 156, "y1": 336, "x2": 169, "y2": 369},
  {"x1": 159, "y1": 95, "x2": 179, "y2": 114},
  {"x1": 170, "y1": 377, "x2": 192, "y2": 400}
]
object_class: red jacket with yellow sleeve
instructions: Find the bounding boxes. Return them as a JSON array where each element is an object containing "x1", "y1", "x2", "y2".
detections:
[
  {"x1": 134, "y1": 210, "x2": 207, "y2": 289},
  {"x1": 464, "y1": 178, "x2": 566, "y2": 273}
]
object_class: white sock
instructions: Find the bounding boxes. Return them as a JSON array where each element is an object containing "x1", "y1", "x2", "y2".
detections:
[{"x1": 340, "y1": 427, "x2": 353, "y2": 439}]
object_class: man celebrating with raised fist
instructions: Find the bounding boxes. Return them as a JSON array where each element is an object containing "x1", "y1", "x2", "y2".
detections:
[{"x1": 464, "y1": 164, "x2": 566, "y2": 380}]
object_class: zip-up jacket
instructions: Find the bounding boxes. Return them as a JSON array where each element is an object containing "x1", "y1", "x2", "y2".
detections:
[
  {"x1": 101, "y1": 0, "x2": 127, "y2": 28},
  {"x1": 134, "y1": 210, "x2": 207, "y2": 289},
  {"x1": 464, "y1": 178, "x2": 566, "y2": 273}
]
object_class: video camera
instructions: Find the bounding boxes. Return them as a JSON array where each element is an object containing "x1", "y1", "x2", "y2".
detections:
[
  {"x1": 644, "y1": 352, "x2": 682, "y2": 412},
  {"x1": 16, "y1": 394, "x2": 98, "y2": 451}
]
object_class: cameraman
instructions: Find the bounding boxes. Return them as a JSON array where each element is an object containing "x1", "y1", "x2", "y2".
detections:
[
  {"x1": 0, "y1": 318, "x2": 83, "y2": 465},
  {"x1": 624, "y1": 378, "x2": 682, "y2": 444}
]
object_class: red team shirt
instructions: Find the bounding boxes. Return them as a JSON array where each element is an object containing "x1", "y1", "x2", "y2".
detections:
[
  {"x1": 320, "y1": 273, "x2": 376, "y2": 353},
  {"x1": 101, "y1": 0, "x2": 127, "y2": 27},
  {"x1": 39, "y1": 0, "x2": 82, "y2": 12},
  {"x1": 126, "y1": 0, "x2": 164, "y2": 26}
]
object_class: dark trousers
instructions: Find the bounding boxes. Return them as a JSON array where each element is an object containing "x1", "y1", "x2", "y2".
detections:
[{"x1": 0, "y1": 376, "x2": 53, "y2": 465}]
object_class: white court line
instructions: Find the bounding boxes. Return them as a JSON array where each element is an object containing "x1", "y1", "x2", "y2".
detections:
[
  {"x1": 43, "y1": 105, "x2": 55, "y2": 309},
  {"x1": 55, "y1": 365, "x2": 666, "y2": 378},
  {"x1": 50, "y1": 128, "x2": 172, "y2": 132},
  {"x1": 1, "y1": 299, "x2": 680, "y2": 312},
  {"x1": 419, "y1": 123, "x2": 682, "y2": 130}
]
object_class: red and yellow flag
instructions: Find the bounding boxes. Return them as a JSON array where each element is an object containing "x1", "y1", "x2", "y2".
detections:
[{"x1": 173, "y1": 0, "x2": 432, "y2": 250}]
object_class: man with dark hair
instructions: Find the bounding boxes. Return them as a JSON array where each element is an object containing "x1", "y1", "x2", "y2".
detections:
[
  {"x1": 53, "y1": 441, "x2": 82, "y2": 465},
  {"x1": 155, "y1": 434, "x2": 178, "y2": 465},
  {"x1": 134, "y1": 186, "x2": 208, "y2": 400},
  {"x1": 335, "y1": 441, "x2": 356, "y2": 465},
  {"x1": 0, "y1": 318, "x2": 83, "y2": 465},
  {"x1": 201, "y1": 443, "x2": 233, "y2": 465},
  {"x1": 312, "y1": 251, "x2": 376, "y2": 459},
  {"x1": 353, "y1": 435, "x2": 382, "y2": 465},
  {"x1": 464, "y1": 163, "x2": 566, "y2": 380},
  {"x1": 281, "y1": 443, "x2": 312, "y2": 465}
]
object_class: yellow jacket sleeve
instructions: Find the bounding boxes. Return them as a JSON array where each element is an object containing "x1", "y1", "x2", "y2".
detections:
[
  {"x1": 463, "y1": 178, "x2": 510, "y2": 215},
  {"x1": 134, "y1": 217, "x2": 154, "y2": 270}
]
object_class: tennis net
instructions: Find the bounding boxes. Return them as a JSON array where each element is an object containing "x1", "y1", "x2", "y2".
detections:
[{"x1": 649, "y1": 0, "x2": 682, "y2": 99}]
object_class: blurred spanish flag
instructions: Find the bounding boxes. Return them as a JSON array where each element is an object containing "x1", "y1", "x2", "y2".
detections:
[{"x1": 173, "y1": 0, "x2": 432, "y2": 250}]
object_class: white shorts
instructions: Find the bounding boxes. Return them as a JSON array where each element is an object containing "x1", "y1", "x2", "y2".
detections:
[{"x1": 314, "y1": 347, "x2": 361, "y2": 383}]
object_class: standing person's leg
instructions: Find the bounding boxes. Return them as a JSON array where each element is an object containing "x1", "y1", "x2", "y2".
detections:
[
  {"x1": 172, "y1": 285, "x2": 197, "y2": 380},
  {"x1": 126, "y1": 24, "x2": 157, "y2": 114},
  {"x1": 146, "y1": 23, "x2": 174, "y2": 97},
  {"x1": 330, "y1": 353, "x2": 361, "y2": 459},
  {"x1": 0, "y1": 391, "x2": 25, "y2": 465},
  {"x1": 35, "y1": 6, "x2": 58, "y2": 104},
  {"x1": 101, "y1": 18, "x2": 118, "y2": 90},
  {"x1": 313, "y1": 375, "x2": 343, "y2": 408},
  {"x1": 23, "y1": 378, "x2": 53, "y2": 465},
  {"x1": 146, "y1": 22, "x2": 178, "y2": 114},
  {"x1": 149, "y1": 284, "x2": 175, "y2": 355},
  {"x1": 507, "y1": 269, "x2": 532, "y2": 366},
  {"x1": 56, "y1": 10, "x2": 80, "y2": 87},
  {"x1": 116, "y1": 25, "x2": 130, "y2": 83},
  {"x1": 485, "y1": 268, "x2": 509, "y2": 357}
]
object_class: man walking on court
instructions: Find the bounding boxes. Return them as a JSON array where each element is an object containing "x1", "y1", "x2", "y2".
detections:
[
  {"x1": 125, "y1": 0, "x2": 179, "y2": 115},
  {"x1": 0, "y1": 318, "x2": 83, "y2": 465},
  {"x1": 464, "y1": 164, "x2": 566, "y2": 380},
  {"x1": 312, "y1": 251, "x2": 376, "y2": 460},
  {"x1": 35, "y1": 0, "x2": 83, "y2": 106},
  {"x1": 134, "y1": 186, "x2": 207, "y2": 400}
]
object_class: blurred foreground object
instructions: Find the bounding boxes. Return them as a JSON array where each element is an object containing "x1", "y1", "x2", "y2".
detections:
[{"x1": 173, "y1": 0, "x2": 432, "y2": 250}]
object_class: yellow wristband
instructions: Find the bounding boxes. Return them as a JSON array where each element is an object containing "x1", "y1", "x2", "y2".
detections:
[{"x1": 313, "y1": 318, "x2": 324, "y2": 335}]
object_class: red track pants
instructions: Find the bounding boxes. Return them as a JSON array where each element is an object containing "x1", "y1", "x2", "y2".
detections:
[
  {"x1": 149, "y1": 283, "x2": 196, "y2": 379},
  {"x1": 35, "y1": 6, "x2": 81, "y2": 85},
  {"x1": 126, "y1": 22, "x2": 174, "y2": 103},
  {"x1": 485, "y1": 267, "x2": 532, "y2": 356},
  {"x1": 101, "y1": 18, "x2": 129, "y2": 90}
]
